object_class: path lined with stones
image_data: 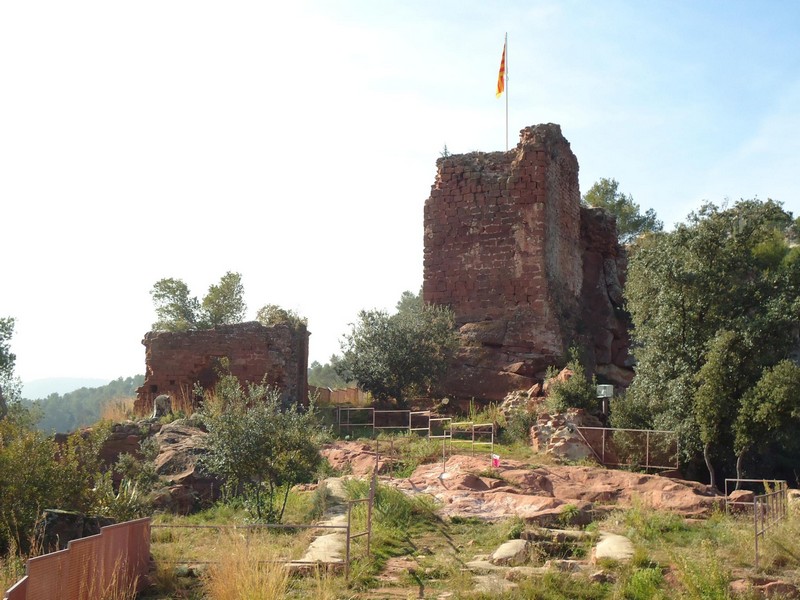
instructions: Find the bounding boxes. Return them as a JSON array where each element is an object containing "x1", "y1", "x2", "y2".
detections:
[{"x1": 289, "y1": 478, "x2": 350, "y2": 573}]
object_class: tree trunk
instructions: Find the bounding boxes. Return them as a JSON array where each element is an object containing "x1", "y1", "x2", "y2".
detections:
[
  {"x1": 703, "y1": 442, "x2": 717, "y2": 491},
  {"x1": 735, "y1": 453, "x2": 744, "y2": 489},
  {"x1": 279, "y1": 484, "x2": 290, "y2": 523}
]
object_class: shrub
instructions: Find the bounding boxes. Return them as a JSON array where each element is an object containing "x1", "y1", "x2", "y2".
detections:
[
  {"x1": 545, "y1": 348, "x2": 598, "y2": 413},
  {"x1": 202, "y1": 375, "x2": 324, "y2": 522}
]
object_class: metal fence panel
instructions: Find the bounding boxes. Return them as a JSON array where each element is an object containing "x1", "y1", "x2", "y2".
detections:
[
  {"x1": 2, "y1": 576, "x2": 27, "y2": 600},
  {"x1": 576, "y1": 427, "x2": 678, "y2": 470},
  {"x1": 3, "y1": 518, "x2": 151, "y2": 600}
]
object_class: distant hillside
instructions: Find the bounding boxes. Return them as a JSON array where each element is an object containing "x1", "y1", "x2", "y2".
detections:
[
  {"x1": 23, "y1": 377, "x2": 109, "y2": 400},
  {"x1": 21, "y1": 375, "x2": 144, "y2": 434}
]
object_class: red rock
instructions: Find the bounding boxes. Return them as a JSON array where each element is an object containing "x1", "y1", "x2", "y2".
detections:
[
  {"x1": 762, "y1": 582, "x2": 799, "y2": 599},
  {"x1": 388, "y1": 453, "x2": 720, "y2": 520}
]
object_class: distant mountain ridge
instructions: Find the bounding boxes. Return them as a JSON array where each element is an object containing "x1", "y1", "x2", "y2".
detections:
[
  {"x1": 23, "y1": 377, "x2": 111, "y2": 400},
  {"x1": 20, "y1": 375, "x2": 145, "y2": 434}
]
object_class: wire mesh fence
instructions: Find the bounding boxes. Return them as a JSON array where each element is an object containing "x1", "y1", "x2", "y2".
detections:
[{"x1": 575, "y1": 426, "x2": 679, "y2": 470}]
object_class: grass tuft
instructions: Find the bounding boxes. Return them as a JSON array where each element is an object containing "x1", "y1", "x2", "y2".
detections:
[{"x1": 201, "y1": 532, "x2": 289, "y2": 600}]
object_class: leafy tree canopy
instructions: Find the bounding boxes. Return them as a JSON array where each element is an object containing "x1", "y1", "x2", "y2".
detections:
[
  {"x1": 614, "y1": 198, "x2": 800, "y2": 483},
  {"x1": 0, "y1": 317, "x2": 20, "y2": 419},
  {"x1": 202, "y1": 271, "x2": 247, "y2": 327},
  {"x1": 336, "y1": 291, "x2": 458, "y2": 406},
  {"x1": 308, "y1": 356, "x2": 349, "y2": 389},
  {"x1": 150, "y1": 271, "x2": 246, "y2": 331},
  {"x1": 544, "y1": 347, "x2": 598, "y2": 414},
  {"x1": 582, "y1": 178, "x2": 663, "y2": 244}
]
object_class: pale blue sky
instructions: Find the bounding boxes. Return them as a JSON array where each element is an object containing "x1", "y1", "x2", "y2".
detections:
[{"x1": 2, "y1": 1, "x2": 799, "y2": 385}]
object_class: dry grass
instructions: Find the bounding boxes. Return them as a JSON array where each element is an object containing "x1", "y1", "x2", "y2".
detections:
[
  {"x1": 0, "y1": 551, "x2": 26, "y2": 596},
  {"x1": 78, "y1": 555, "x2": 139, "y2": 600},
  {"x1": 100, "y1": 396, "x2": 136, "y2": 422},
  {"x1": 200, "y1": 531, "x2": 289, "y2": 600}
]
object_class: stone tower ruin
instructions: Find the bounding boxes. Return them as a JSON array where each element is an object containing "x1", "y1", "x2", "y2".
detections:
[{"x1": 423, "y1": 124, "x2": 632, "y2": 402}]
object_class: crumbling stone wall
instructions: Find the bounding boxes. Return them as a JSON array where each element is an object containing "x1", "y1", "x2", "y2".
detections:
[
  {"x1": 135, "y1": 321, "x2": 309, "y2": 414},
  {"x1": 423, "y1": 123, "x2": 631, "y2": 402}
]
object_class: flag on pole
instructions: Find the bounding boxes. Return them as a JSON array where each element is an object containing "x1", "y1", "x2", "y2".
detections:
[{"x1": 496, "y1": 41, "x2": 506, "y2": 98}]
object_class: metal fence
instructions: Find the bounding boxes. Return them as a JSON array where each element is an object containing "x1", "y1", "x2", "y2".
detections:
[
  {"x1": 3, "y1": 518, "x2": 151, "y2": 600},
  {"x1": 450, "y1": 421, "x2": 495, "y2": 458},
  {"x1": 330, "y1": 407, "x2": 434, "y2": 438},
  {"x1": 724, "y1": 478, "x2": 789, "y2": 569},
  {"x1": 575, "y1": 426, "x2": 679, "y2": 470}
]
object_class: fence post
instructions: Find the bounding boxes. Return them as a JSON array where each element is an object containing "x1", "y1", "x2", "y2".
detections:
[
  {"x1": 754, "y1": 496, "x2": 759, "y2": 570},
  {"x1": 367, "y1": 469, "x2": 376, "y2": 557},
  {"x1": 345, "y1": 502, "x2": 352, "y2": 580},
  {"x1": 645, "y1": 430, "x2": 650, "y2": 469},
  {"x1": 471, "y1": 424, "x2": 475, "y2": 457},
  {"x1": 602, "y1": 429, "x2": 606, "y2": 464}
]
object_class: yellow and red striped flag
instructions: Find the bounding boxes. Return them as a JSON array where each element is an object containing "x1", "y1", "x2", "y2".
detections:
[{"x1": 496, "y1": 41, "x2": 506, "y2": 98}]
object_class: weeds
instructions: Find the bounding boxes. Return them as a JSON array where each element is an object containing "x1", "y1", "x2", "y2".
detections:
[
  {"x1": 673, "y1": 540, "x2": 731, "y2": 600},
  {"x1": 201, "y1": 531, "x2": 289, "y2": 600},
  {"x1": 0, "y1": 548, "x2": 25, "y2": 595}
]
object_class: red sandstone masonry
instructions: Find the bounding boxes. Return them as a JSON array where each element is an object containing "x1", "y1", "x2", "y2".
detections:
[
  {"x1": 134, "y1": 322, "x2": 308, "y2": 414},
  {"x1": 424, "y1": 124, "x2": 631, "y2": 402}
]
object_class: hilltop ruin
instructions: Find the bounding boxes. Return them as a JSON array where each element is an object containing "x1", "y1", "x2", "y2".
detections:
[
  {"x1": 134, "y1": 321, "x2": 309, "y2": 414},
  {"x1": 423, "y1": 123, "x2": 632, "y2": 402}
]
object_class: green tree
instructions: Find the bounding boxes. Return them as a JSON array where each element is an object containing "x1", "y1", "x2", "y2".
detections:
[
  {"x1": 734, "y1": 361, "x2": 800, "y2": 480},
  {"x1": 693, "y1": 331, "x2": 751, "y2": 489},
  {"x1": 582, "y1": 178, "x2": 663, "y2": 244},
  {"x1": 201, "y1": 271, "x2": 246, "y2": 327},
  {"x1": 308, "y1": 357, "x2": 349, "y2": 389},
  {"x1": 0, "y1": 317, "x2": 20, "y2": 419},
  {"x1": 255, "y1": 304, "x2": 307, "y2": 330},
  {"x1": 150, "y1": 278, "x2": 200, "y2": 331},
  {"x1": 544, "y1": 348, "x2": 598, "y2": 414},
  {"x1": 395, "y1": 289, "x2": 423, "y2": 315},
  {"x1": 202, "y1": 376, "x2": 323, "y2": 522},
  {"x1": 150, "y1": 272, "x2": 247, "y2": 331},
  {"x1": 616, "y1": 199, "x2": 799, "y2": 481},
  {"x1": 0, "y1": 415, "x2": 108, "y2": 552},
  {"x1": 336, "y1": 293, "x2": 458, "y2": 406}
]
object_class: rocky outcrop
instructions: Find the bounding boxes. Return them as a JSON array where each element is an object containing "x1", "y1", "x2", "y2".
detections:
[
  {"x1": 423, "y1": 124, "x2": 633, "y2": 402},
  {"x1": 392, "y1": 454, "x2": 720, "y2": 521},
  {"x1": 34, "y1": 509, "x2": 115, "y2": 551},
  {"x1": 530, "y1": 409, "x2": 605, "y2": 462},
  {"x1": 152, "y1": 421, "x2": 219, "y2": 510},
  {"x1": 97, "y1": 421, "x2": 158, "y2": 468}
]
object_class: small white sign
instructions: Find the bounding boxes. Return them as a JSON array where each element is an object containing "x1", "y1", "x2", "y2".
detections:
[{"x1": 596, "y1": 384, "x2": 614, "y2": 398}]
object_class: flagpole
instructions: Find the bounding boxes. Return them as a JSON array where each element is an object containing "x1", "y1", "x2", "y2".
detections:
[{"x1": 505, "y1": 32, "x2": 508, "y2": 151}]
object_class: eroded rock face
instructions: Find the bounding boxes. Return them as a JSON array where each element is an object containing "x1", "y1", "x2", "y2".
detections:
[
  {"x1": 423, "y1": 124, "x2": 633, "y2": 402},
  {"x1": 530, "y1": 409, "x2": 604, "y2": 462},
  {"x1": 152, "y1": 421, "x2": 219, "y2": 508}
]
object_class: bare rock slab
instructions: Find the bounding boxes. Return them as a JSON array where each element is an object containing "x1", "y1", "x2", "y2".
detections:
[
  {"x1": 490, "y1": 539, "x2": 530, "y2": 566},
  {"x1": 593, "y1": 532, "x2": 634, "y2": 563}
]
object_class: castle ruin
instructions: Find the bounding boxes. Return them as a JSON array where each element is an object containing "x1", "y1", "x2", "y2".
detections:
[
  {"x1": 423, "y1": 123, "x2": 632, "y2": 402},
  {"x1": 134, "y1": 321, "x2": 309, "y2": 414}
]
